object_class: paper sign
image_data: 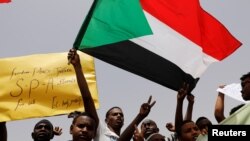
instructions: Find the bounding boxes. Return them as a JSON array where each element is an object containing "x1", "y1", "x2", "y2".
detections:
[
  {"x1": 0, "y1": 52, "x2": 99, "y2": 122},
  {"x1": 216, "y1": 83, "x2": 248, "y2": 103}
]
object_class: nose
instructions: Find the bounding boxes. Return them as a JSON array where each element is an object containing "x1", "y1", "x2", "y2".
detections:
[
  {"x1": 192, "y1": 129, "x2": 200, "y2": 135},
  {"x1": 118, "y1": 113, "x2": 123, "y2": 117},
  {"x1": 39, "y1": 125, "x2": 47, "y2": 130},
  {"x1": 144, "y1": 123, "x2": 151, "y2": 128},
  {"x1": 80, "y1": 126, "x2": 88, "y2": 133}
]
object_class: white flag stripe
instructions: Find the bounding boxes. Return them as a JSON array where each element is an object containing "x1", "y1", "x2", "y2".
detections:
[{"x1": 131, "y1": 11, "x2": 218, "y2": 78}]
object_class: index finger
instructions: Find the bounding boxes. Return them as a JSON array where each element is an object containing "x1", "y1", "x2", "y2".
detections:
[
  {"x1": 147, "y1": 95, "x2": 152, "y2": 104},
  {"x1": 150, "y1": 100, "x2": 156, "y2": 108}
]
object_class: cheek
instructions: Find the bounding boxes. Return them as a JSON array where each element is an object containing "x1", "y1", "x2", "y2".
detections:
[
  {"x1": 182, "y1": 133, "x2": 192, "y2": 139},
  {"x1": 71, "y1": 127, "x2": 81, "y2": 134},
  {"x1": 247, "y1": 86, "x2": 250, "y2": 92},
  {"x1": 243, "y1": 86, "x2": 250, "y2": 95},
  {"x1": 88, "y1": 131, "x2": 96, "y2": 138}
]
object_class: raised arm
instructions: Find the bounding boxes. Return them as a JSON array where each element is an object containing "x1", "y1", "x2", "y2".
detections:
[
  {"x1": 184, "y1": 93, "x2": 194, "y2": 120},
  {"x1": 118, "y1": 96, "x2": 156, "y2": 141},
  {"x1": 166, "y1": 89, "x2": 193, "y2": 135},
  {"x1": 68, "y1": 49, "x2": 99, "y2": 126},
  {"x1": 214, "y1": 86, "x2": 226, "y2": 123},
  {"x1": 0, "y1": 122, "x2": 7, "y2": 141},
  {"x1": 175, "y1": 82, "x2": 189, "y2": 130}
]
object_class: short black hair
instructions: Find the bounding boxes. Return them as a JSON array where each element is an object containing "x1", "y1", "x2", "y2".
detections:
[
  {"x1": 34, "y1": 119, "x2": 53, "y2": 130},
  {"x1": 175, "y1": 120, "x2": 194, "y2": 137},
  {"x1": 68, "y1": 111, "x2": 82, "y2": 118},
  {"x1": 105, "y1": 106, "x2": 122, "y2": 118},
  {"x1": 240, "y1": 72, "x2": 250, "y2": 81},
  {"x1": 195, "y1": 116, "x2": 212, "y2": 130},
  {"x1": 33, "y1": 119, "x2": 54, "y2": 139},
  {"x1": 72, "y1": 112, "x2": 96, "y2": 124}
]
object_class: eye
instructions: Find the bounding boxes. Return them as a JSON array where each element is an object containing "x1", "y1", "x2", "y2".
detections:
[
  {"x1": 36, "y1": 125, "x2": 51, "y2": 130},
  {"x1": 241, "y1": 82, "x2": 245, "y2": 88}
]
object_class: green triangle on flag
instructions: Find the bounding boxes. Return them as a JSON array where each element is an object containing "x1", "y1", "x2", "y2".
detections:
[{"x1": 74, "y1": 0, "x2": 153, "y2": 49}]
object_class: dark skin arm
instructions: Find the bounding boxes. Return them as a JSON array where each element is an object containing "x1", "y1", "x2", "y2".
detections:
[
  {"x1": 165, "y1": 83, "x2": 193, "y2": 135},
  {"x1": 185, "y1": 93, "x2": 194, "y2": 120},
  {"x1": 0, "y1": 122, "x2": 7, "y2": 141},
  {"x1": 118, "y1": 96, "x2": 156, "y2": 141},
  {"x1": 175, "y1": 82, "x2": 189, "y2": 130},
  {"x1": 166, "y1": 93, "x2": 194, "y2": 133},
  {"x1": 68, "y1": 49, "x2": 99, "y2": 126},
  {"x1": 214, "y1": 85, "x2": 226, "y2": 123}
]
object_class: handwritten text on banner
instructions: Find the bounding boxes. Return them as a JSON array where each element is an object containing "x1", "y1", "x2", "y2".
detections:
[{"x1": 0, "y1": 52, "x2": 99, "y2": 122}]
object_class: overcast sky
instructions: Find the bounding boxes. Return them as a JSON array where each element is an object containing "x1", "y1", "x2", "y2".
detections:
[{"x1": 1, "y1": 0, "x2": 249, "y2": 140}]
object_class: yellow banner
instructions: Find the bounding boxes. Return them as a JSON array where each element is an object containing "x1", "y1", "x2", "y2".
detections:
[{"x1": 0, "y1": 52, "x2": 99, "y2": 122}]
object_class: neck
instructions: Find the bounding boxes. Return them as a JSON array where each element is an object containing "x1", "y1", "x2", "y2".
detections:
[{"x1": 108, "y1": 125, "x2": 121, "y2": 136}]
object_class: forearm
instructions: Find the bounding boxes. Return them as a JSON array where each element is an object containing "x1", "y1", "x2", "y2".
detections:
[
  {"x1": 214, "y1": 93, "x2": 225, "y2": 123},
  {"x1": 74, "y1": 64, "x2": 99, "y2": 124},
  {"x1": 175, "y1": 100, "x2": 184, "y2": 129},
  {"x1": 118, "y1": 114, "x2": 145, "y2": 141},
  {"x1": 184, "y1": 102, "x2": 194, "y2": 120}
]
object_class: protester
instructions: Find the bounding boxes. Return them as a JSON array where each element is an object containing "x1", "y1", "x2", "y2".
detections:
[
  {"x1": 175, "y1": 120, "x2": 200, "y2": 141},
  {"x1": 240, "y1": 72, "x2": 250, "y2": 100},
  {"x1": 32, "y1": 119, "x2": 62, "y2": 141},
  {"x1": 214, "y1": 72, "x2": 250, "y2": 123},
  {"x1": 174, "y1": 82, "x2": 200, "y2": 141},
  {"x1": 140, "y1": 119, "x2": 160, "y2": 140},
  {"x1": 70, "y1": 112, "x2": 97, "y2": 141},
  {"x1": 68, "y1": 48, "x2": 99, "y2": 141},
  {"x1": 195, "y1": 117, "x2": 212, "y2": 135},
  {"x1": 69, "y1": 48, "x2": 125, "y2": 141},
  {"x1": 0, "y1": 119, "x2": 62, "y2": 141},
  {"x1": 103, "y1": 106, "x2": 124, "y2": 140},
  {"x1": 166, "y1": 91, "x2": 195, "y2": 141}
]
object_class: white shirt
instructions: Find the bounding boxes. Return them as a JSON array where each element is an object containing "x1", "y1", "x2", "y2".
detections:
[{"x1": 94, "y1": 121, "x2": 119, "y2": 141}]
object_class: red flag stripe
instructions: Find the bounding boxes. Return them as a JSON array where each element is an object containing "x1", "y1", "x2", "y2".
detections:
[
  {"x1": 0, "y1": 0, "x2": 11, "y2": 3},
  {"x1": 140, "y1": 0, "x2": 241, "y2": 60}
]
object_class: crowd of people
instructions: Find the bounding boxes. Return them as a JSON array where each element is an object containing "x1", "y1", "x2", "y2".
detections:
[{"x1": 1, "y1": 49, "x2": 250, "y2": 141}]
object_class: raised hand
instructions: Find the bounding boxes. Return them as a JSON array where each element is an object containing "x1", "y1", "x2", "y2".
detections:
[
  {"x1": 53, "y1": 126, "x2": 62, "y2": 136},
  {"x1": 133, "y1": 125, "x2": 144, "y2": 141},
  {"x1": 187, "y1": 93, "x2": 195, "y2": 104},
  {"x1": 177, "y1": 82, "x2": 189, "y2": 101},
  {"x1": 67, "y1": 48, "x2": 80, "y2": 66},
  {"x1": 166, "y1": 122, "x2": 175, "y2": 132},
  {"x1": 139, "y1": 95, "x2": 156, "y2": 118}
]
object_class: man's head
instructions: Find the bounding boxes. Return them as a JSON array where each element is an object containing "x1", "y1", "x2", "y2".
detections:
[
  {"x1": 176, "y1": 120, "x2": 200, "y2": 141},
  {"x1": 195, "y1": 117, "x2": 212, "y2": 135},
  {"x1": 240, "y1": 72, "x2": 250, "y2": 100},
  {"x1": 31, "y1": 119, "x2": 54, "y2": 141},
  {"x1": 141, "y1": 119, "x2": 159, "y2": 139},
  {"x1": 70, "y1": 112, "x2": 97, "y2": 141},
  {"x1": 105, "y1": 106, "x2": 124, "y2": 133}
]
